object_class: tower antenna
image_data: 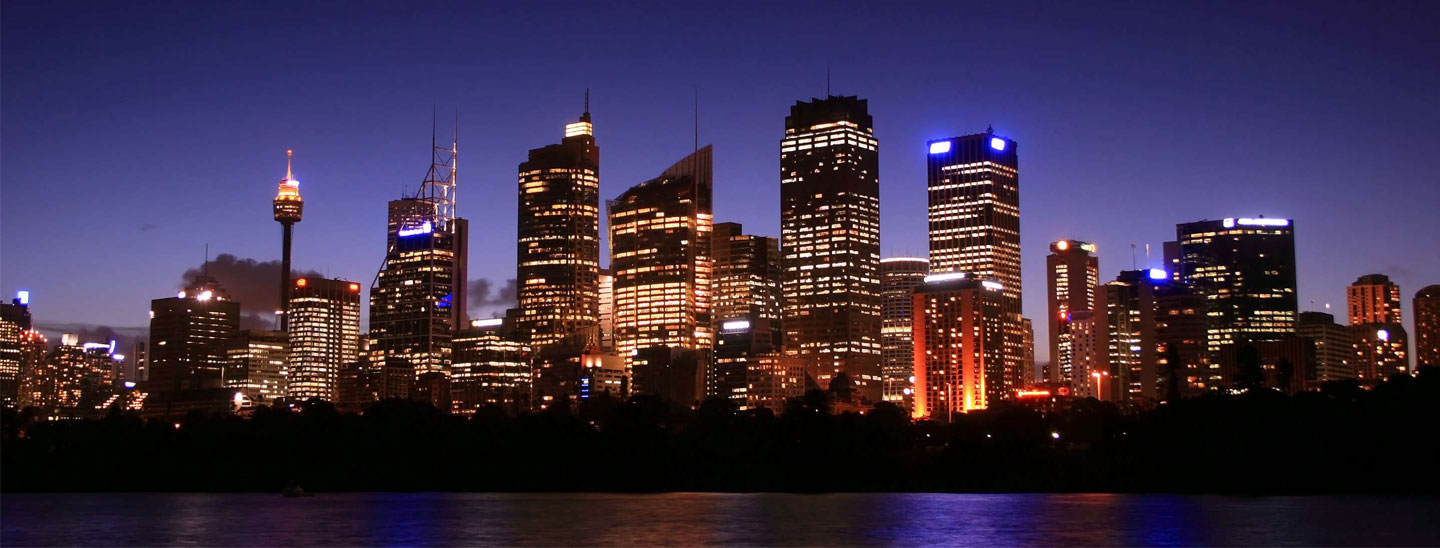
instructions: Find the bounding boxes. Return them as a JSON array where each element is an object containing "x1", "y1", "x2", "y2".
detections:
[
  {"x1": 585, "y1": 88, "x2": 590, "y2": 116},
  {"x1": 826, "y1": 65, "x2": 831, "y2": 96},
  {"x1": 203, "y1": 243, "x2": 209, "y2": 277},
  {"x1": 1130, "y1": 243, "x2": 1137, "y2": 271}
]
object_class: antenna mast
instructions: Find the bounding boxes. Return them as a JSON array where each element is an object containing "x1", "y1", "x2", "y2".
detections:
[{"x1": 414, "y1": 107, "x2": 457, "y2": 231}]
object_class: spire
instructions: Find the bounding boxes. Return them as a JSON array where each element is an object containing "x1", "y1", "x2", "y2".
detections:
[
  {"x1": 583, "y1": 88, "x2": 590, "y2": 121},
  {"x1": 285, "y1": 149, "x2": 294, "y2": 180}
]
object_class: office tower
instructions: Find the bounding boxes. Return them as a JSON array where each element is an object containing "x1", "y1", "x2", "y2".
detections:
[
  {"x1": 1046, "y1": 240, "x2": 1098, "y2": 384},
  {"x1": 15, "y1": 329, "x2": 47, "y2": 408},
  {"x1": 273, "y1": 149, "x2": 303, "y2": 330},
  {"x1": 370, "y1": 127, "x2": 468, "y2": 377},
  {"x1": 452, "y1": 318, "x2": 533, "y2": 415},
  {"x1": 780, "y1": 96, "x2": 882, "y2": 400},
  {"x1": 1347, "y1": 274, "x2": 1409, "y2": 379},
  {"x1": 1175, "y1": 217, "x2": 1297, "y2": 359},
  {"x1": 148, "y1": 277, "x2": 240, "y2": 393},
  {"x1": 1021, "y1": 318, "x2": 1035, "y2": 385},
  {"x1": 1416, "y1": 285, "x2": 1440, "y2": 368},
  {"x1": 746, "y1": 353, "x2": 807, "y2": 412},
  {"x1": 598, "y1": 269, "x2": 614, "y2": 351},
  {"x1": 1297, "y1": 312, "x2": 1354, "y2": 387},
  {"x1": 288, "y1": 277, "x2": 361, "y2": 401},
  {"x1": 225, "y1": 330, "x2": 288, "y2": 404},
  {"x1": 1064, "y1": 310, "x2": 1102, "y2": 398},
  {"x1": 1154, "y1": 283, "x2": 1210, "y2": 394},
  {"x1": 1, "y1": 291, "x2": 34, "y2": 406},
  {"x1": 880, "y1": 257, "x2": 928, "y2": 406},
  {"x1": 1099, "y1": 270, "x2": 1167, "y2": 402},
  {"x1": 713, "y1": 317, "x2": 778, "y2": 406},
  {"x1": 516, "y1": 104, "x2": 601, "y2": 350},
  {"x1": 927, "y1": 129, "x2": 1024, "y2": 401},
  {"x1": 608, "y1": 146, "x2": 713, "y2": 371},
  {"x1": 712, "y1": 223, "x2": 783, "y2": 328},
  {"x1": 912, "y1": 274, "x2": 1006, "y2": 419}
]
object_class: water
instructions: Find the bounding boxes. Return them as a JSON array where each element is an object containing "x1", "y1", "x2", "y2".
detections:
[{"x1": 3, "y1": 493, "x2": 1438, "y2": 546}]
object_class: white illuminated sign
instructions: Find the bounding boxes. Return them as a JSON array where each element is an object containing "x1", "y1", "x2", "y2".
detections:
[
  {"x1": 928, "y1": 141, "x2": 951, "y2": 154},
  {"x1": 924, "y1": 272, "x2": 967, "y2": 283},
  {"x1": 990, "y1": 137, "x2": 1007, "y2": 151},
  {"x1": 721, "y1": 320, "x2": 751, "y2": 331}
]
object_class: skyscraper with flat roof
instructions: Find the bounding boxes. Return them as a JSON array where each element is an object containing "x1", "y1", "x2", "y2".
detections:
[
  {"x1": 880, "y1": 257, "x2": 927, "y2": 406},
  {"x1": 912, "y1": 274, "x2": 1006, "y2": 419},
  {"x1": 780, "y1": 96, "x2": 881, "y2": 401},
  {"x1": 712, "y1": 222, "x2": 782, "y2": 335},
  {"x1": 226, "y1": 330, "x2": 288, "y2": 404},
  {"x1": 148, "y1": 277, "x2": 240, "y2": 393},
  {"x1": 926, "y1": 129, "x2": 1024, "y2": 400},
  {"x1": 1046, "y1": 240, "x2": 1098, "y2": 385},
  {"x1": 288, "y1": 277, "x2": 361, "y2": 401},
  {"x1": 1297, "y1": 311, "x2": 1354, "y2": 387},
  {"x1": 1175, "y1": 217, "x2": 1297, "y2": 360},
  {"x1": 1415, "y1": 285, "x2": 1440, "y2": 369},
  {"x1": 516, "y1": 105, "x2": 600, "y2": 350},
  {"x1": 1347, "y1": 274, "x2": 1409, "y2": 379}
]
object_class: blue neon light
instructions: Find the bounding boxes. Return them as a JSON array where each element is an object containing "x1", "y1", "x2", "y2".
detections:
[
  {"x1": 16, "y1": 290, "x2": 29, "y2": 305},
  {"x1": 990, "y1": 137, "x2": 1007, "y2": 151},
  {"x1": 928, "y1": 141, "x2": 951, "y2": 154},
  {"x1": 398, "y1": 221, "x2": 433, "y2": 237}
]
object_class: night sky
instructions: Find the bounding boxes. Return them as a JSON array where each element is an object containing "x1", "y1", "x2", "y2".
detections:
[{"x1": 3, "y1": 1, "x2": 1437, "y2": 362}]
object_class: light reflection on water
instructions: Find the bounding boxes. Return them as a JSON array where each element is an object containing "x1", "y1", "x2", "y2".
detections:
[{"x1": 4, "y1": 492, "x2": 1438, "y2": 546}]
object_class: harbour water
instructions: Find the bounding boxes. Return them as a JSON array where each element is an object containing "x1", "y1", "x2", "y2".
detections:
[{"x1": 4, "y1": 492, "x2": 1438, "y2": 546}]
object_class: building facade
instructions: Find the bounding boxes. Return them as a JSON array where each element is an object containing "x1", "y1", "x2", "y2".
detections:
[
  {"x1": 288, "y1": 278, "x2": 361, "y2": 401},
  {"x1": 1416, "y1": 285, "x2": 1440, "y2": 369},
  {"x1": 911, "y1": 274, "x2": 1006, "y2": 419},
  {"x1": 1347, "y1": 274, "x2": 1409, "y2": 379},
  {"x1": 712, "y1": 222, "x2": 783, "y2": 338},
  {"x1": 0, "y1": 292, "x2": 34, "y2": 406},
  {"x1": 1297, "y1": 311, "x2": 1354, "y2": 387},
  {"x1": 516, "y1": 108, "x2": 601, "y2": 350},
  {"x1": 1099, "y1": 270, "x2": 1163, "y2": 402},
  {"x1": 780, "y1": 96, "x2": 882, "y2": 401},
  {"x1": 148, "y1": 277, "x2": 240, "y2": 393},
  {"x1": 452, "y1": 319, "x2": 533, "y2": 415},
  {"x1": 880, "y1": 257, "x2": 928, "y2": 407},
  {"x1": 926, "y1": 129, "x2": 1024, "y2": 401},
  {"x1": 1173, "y1": 217, "x2": 1297, "y2": 360},
  {"x1": 225, "y1": 330, "x2": 288, "y2": 404},
  {"x1": 1046, "y1": 240, "x2": 1098, "y2": 385},
  {"x1": 370, "y1": 198, "x2": 468, "y2": 376}
]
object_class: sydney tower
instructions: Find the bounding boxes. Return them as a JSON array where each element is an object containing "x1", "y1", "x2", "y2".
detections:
[{"x1": 273, "y1": 149, "x2": 303, "y2": 330}]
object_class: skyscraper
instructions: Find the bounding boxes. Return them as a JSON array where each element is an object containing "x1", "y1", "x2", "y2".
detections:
[
  {"x1": 225, "y1": 330, "x2": 288, "y2": 404},
  {"x1": 713, "y1": 317, "x2": 778, "y2": 405},
  {"x1": 1099, "y1": 270, "x2": 1163, "y2": 402},
  {"x1": 712, "y1": 222, "x2": 782, "y2": 340},
  {"x1": 780, "y1": 96, "x2": 881, "y2": 400},
  {"x1": 1297, "y1": 311, "x2": 1354, "y2": 387},
  {"x1": 912, "y1": 274, "x2": 1006, "y2": 419},
  {"x1": 1065, "y1": 310, "x2": 1102, "y2": 399},
  {"x1": 288, "y1": 277, "x2": 361, "y2": 401},
  {"x1": 1174, "y1": 217, "x2": 1297, "y2": 360},
  {"x1": 926, "y1": 129, "x2": 1024, "y2": 400},
  {"x1": 608, "y1": 146, "x2": 713, "y2": 374},
  {"x1": 370, "y1": 127, "x2": 468, "y2": 378},
  {"x1": 452, "y1": 318, "x2": 533, "y2": 415},
  {"x1": 1046, "y1": 240, "x2": 1098, "y2": 385},
  {"x1": 273, "y1": 149, "x2": 303, "y2": 330},
  {"x1": 597, "y1": 269, "x2": 614, "y2": 351},
  {"x1": 516, "y1": 104, "x2": 600, "y2": 350},
  {"x1": 148, "y1": 277, "x2": 240, "y2": 393},
  {"x1": 880, "y1": 257, "x2": 928, "y2": 406},
  {"x1": 0, "y1": 291, "x2": 34, "y2": 406},
  {"x1": 1347, "y1": 274, "x2": 1409, "y2": 379},
  {"x1": 1416, "y1": 285, "x2": 1440, "y2": 369},
  {"x1": 1154, "y1": 282, "x2": 1210, "y2": 394}
]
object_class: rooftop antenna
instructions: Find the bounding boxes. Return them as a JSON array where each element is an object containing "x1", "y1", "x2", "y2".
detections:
[
  {"x1": 203, "y1": 243, "x2": 209, "y2": 277},
  {"x1": 826, "y1": 65, "x2": 831, "y2": 96},
  {"x1": 585, "y1": 88, "x2": 590, "y2": 117},
  {"x1": 1145, "y1": 243, "x2": 1151, "y2": 268},
  {"x1": 1130, "y1": 243, "x2": 1137, "y2": 271}
]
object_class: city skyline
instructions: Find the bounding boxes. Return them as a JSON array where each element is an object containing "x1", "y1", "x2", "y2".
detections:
[{"x1": 3, "y1": 3, "x2": 1438, "y2": 366}]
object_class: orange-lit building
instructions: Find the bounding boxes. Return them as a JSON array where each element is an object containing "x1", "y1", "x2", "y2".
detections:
[
  {"x1": 1416, "y1": 285, "x2": 1440, "y2": 369},
  {"x1": 911, "y1": 274, "x2": 1005, "y2": 419},
  {"x1": 1046, "y1": 240, "x2": 1098, "y2": 385},
  {"x1": 451, "y1": 318, "x2": 532, "y2": 415},
  {"x1": 1347, "y1": 274, "x2": 1409, "y2": 379}
]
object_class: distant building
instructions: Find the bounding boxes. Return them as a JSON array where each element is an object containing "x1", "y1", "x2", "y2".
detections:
[
  {"x1": 1046, "y1": 240, "x2": 1098, "y2": 385},
  {"x1": 713, "y1": 317, "x2": 778, "y2": 407},
  {"x1": 1347, "y1": 274, "x2": 1409, "y2": 379},
  {"x1": 225, "y1": 330, "x2": 288, "y2": 404},
  {"x1": 452, "y1": 319, "x2": 532, "y2": 415},
  {"x1": 598, "y1": 269, "x2": 614, "y2": 351},
  {"x1": 745, "y1": 353, "x2": 806, "y2": 413},
  {"x1": 608, "y1": 146, "x2": 713, "y2": 374},
  {"x1": 288, "y1": 277, "x2": 361, "y2": 401},
  {"x1": 927, "y1": 130, "x2": 1025, "y2": 402},
  {"x1": 1297, "y1": 311, "x2": 1354, "y2": 387},
  {"x1": 631, "y1": 346, "x2": 702, "y2": 407},
  {"x1": 780, "y1": 96, "x2": 882, "y2": 401},
  {"x1": 516, "y1": 105, "x2": 601, "y2": 350},
  {"x1": 1173, "y1": 217, "x2": 1297, "y2": 361},
  {"x1": 1416, "y1": 285, "x2": 1440, "y2": 369},
  {"x1": 1022, "y1": 318, "x2": 1035, "y2": 386},
  {"x1": 580, "y1": 351, "x2": 628, "y2": 402},
  {"x1": 712, "y1": 222, "x2": 782, "y2": 342},
  {"x1": 148, "y1": 277, "x2": 240, "y2": 393},
  {"x1": 1154, "y1": 283, "x2": 1209, "y2": 395},
  {"x1": 1064, "y1": 310, "x2": 1102, "y2": 399},
  {"x1": 912, "y1": 274, "x2": 1006, "y2": 419},
  {"x1": 880, "y1": 257, "x2": 928, "y2": 408},
  {"x1": 0, "y1": 292, "x2": 34, "y2": 406},
  {"x1": 1099, "y1": 270, "x2": 1163, "y2": 402}
]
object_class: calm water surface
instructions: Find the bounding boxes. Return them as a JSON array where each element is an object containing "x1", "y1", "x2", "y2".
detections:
[{"x1": 4, "y1": 493, "x2": 1439, "y2": 546}]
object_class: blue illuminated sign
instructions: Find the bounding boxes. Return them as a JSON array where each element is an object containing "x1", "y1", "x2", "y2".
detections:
[
  {"x1": 1148, "y1": 268, "x2": 1168, "y2": 281},
  {"x1": 928, "y1": 141, "x2": 951, "y2": 154},
  {"x1": 990, "y1": 137, "x2": 1007, "y2": 151},
  {"x1": 398, "y1": 221, "x2": 433, "y2": 237},
  {"x1": 16, "y1": 290, "x2": 28, "y2": 305}
]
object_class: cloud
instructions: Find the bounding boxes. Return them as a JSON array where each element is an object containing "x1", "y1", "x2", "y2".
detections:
[
  {"x1": 33, "y1": 322, "x2": 146, "y2": 354},
  {"x1": 138, "y1": 223, "x2": 160, "y2": 232},
  {"x1": 468, "y1": 278, "x2": 517, "y2": 316},
  {"x1": 180, "y1": 253, "x2": 322, "y2": 328}
]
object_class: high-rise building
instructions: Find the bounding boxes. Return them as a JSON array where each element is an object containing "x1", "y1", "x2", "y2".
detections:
[
  {"x1": 712, "y1": 222, "x2": 782, "y2": 337},
  {"x1": 1065, "y1": 310, "x2": 1102, "y2": 399},
  {"x1": 452, "y1": 318, "x2": 533, "y2": 415},
  {"x1": 608, "y1": 146, "x2": 713, "y2": 373},
  {"x1": 1099, "y1": 270, "x2": 1164, "y2": 402},
  {"x1": 288, "y1": 277, "x2": 361, "y2": 401},
  {"x1": 225, "y1": 330, "x2": 288, "y2": 404},
  {"x1": 1154, "y1": 282, "x2": 1210, "y2": 395},
  {"x1": 926, "y1": 129, "x2": 1024, "y2": 400},
  {"x1": 1174, "y1": 217, "x2": 1297, "y2": 360},
  {"x1": 1297, "y1": 311, "x2": 1354, "y2": 387},
  {"x1": 14, "y1": 329, "x2": 47, "y2": 409},
  {"x1": 713, "y1": 317, "x2": 778, "y2": 406},
  {"x1": 273, "y1": 149, "x2": 303, "y2": 330},
  {"x1": 1046, "y1": 240, "x2": 1098, "y2": 385},
  {"x1": 148, "y1": 277, "x2": 240, "y2": 393},
  {"x1": 880, "y1": 257, "x2": 928, "y2": 407},
  {"x1": 598, "y1": 269, "x2": 614, "y2": 351},
  {"x1": 516, "y1": 105, "x2": 601, "y2": 350},
  {"x1": 1416, "y1": 285, "x2": 1440, "y2": 369},
  {"x1": 1021, "y1": 318, "x2": 1035, "y2": 385},
  {"x1": 370, "y1": 129, "x2": 468, "y2": 378},
  {"x1": 1347, "y1": 274, "x2": 1409, "y2": 379},
  {"x1": 1, "y1": 291, "x2": 34, "y2": 406},
  {"x1": 779, "y1": 96, "x2": 881, "y2": 401},
  {"x1": 911, "y1": 274, "x2": 1006, "y2": 419}
]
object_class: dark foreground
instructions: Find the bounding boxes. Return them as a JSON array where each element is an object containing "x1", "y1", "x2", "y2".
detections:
[
  {"x1": 4, "y1": 370, "x2": 1439, "y2": 494},
  {"x1": 5, "y1": 493, "x2": 1440, "y2": 546}
]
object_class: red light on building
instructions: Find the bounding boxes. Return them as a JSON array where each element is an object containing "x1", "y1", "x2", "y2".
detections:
[
  {"x1": 296, "y1": 278, "x2": 307, "y2": 287},
  {"x1": 1015, "y1": 389, "x2": 1051, "y2": 398},
  {"x1": 349, "y1": 283, "x2": 360, "y2": 292}
]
